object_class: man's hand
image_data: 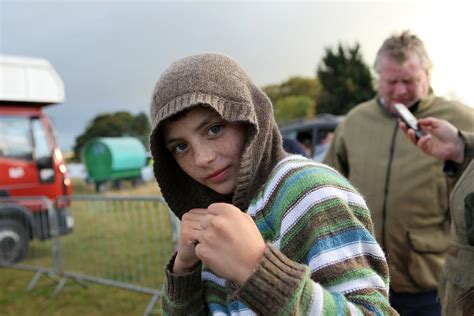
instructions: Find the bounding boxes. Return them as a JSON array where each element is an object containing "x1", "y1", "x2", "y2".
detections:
[
  {"x1": 195, "y1": 203, "x2": 266, "y2": 285},
  {"x1": 399, "y1": 117, "x2": 465, "y2": 163},
  {"x1": 173, "y1": 208, "x2": 207, "y2": 274}
]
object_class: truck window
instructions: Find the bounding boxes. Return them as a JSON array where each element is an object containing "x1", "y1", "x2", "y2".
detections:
[
  {"x1": 0, "y1": 116, "x2": 33, "y2": 160},
  {"x1": 31, "y1": 117, "x2": 52, "y2": 160}
]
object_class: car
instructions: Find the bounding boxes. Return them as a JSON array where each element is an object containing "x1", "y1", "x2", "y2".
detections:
[{"x1": 279, "y1": 114, "x2": 344, "y2": 162}]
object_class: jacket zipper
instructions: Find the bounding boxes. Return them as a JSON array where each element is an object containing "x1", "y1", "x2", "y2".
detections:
[{"x1": 381, "y1": 120, "x2": 399, "y2": 250}]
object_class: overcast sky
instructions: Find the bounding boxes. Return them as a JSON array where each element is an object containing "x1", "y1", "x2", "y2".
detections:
[{"x1": 2, "y1": 0, "x2": 473, "y2": 151}]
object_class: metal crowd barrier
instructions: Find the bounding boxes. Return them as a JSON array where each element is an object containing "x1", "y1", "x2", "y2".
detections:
[{"x1": 0, "y1": 195, "x2": 180, "y2": 316}]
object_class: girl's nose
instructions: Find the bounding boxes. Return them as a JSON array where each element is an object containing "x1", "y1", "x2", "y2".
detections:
[{"x1": 194, "y1": 146, "x2": 216, "y2": 167}]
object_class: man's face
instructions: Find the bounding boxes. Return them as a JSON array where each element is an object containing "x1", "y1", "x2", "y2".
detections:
[{"x1": 378, "y1": 53, "x2": 430, "y2": 111}]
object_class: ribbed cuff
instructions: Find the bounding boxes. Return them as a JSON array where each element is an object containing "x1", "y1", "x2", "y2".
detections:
[
  {"x1": 443, "y1": 160, "x2": 462, "y2": 178},
  {"x1": 463, "y1": 131, "x2": 474, "y2": 162},
  {"x1": 165, "y1": 252, "x2": 202, "y2": 302},
  {"x1": 444, "y1": 131, "x2": 474, "y2": 178},
  {"x1": 233, "y1": 243, "x2": 308, "y2": 314}
]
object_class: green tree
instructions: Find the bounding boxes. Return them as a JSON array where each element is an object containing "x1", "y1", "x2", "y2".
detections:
[
  {"x1": 129, "y1": 112, "x2": 152, "y2": 146},
  {"x1": 274, "y1": 95, "x2": 314, "y2": 125},
  {"x1": 73, "y1": 111, "x2": 151, "y2": 159},
  {"x1": 262, "y1": 76, "x2": 321, "y2": 106},
  {"x1": 262, "y1": 76, "x2": 321, "y2": 123},
  {"x1": 317, "y1": 43, "x2": 375, "y2": 115}
]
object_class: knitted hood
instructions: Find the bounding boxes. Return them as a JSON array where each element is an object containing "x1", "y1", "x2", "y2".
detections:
[{"x1": 149, "y1": 53, "x2": 286, "y2": 219}]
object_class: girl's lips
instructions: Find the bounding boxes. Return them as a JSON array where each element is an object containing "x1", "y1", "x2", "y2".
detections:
[{"x1": 205, "y1": 166, "x2": 230, "y2": 181}]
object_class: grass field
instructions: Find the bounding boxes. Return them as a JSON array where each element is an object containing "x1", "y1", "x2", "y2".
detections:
[
  {"x1": 0, "y1": 267, "x2": 161, "y2": 315},
  {"x1": 71, "y1": 178, "x2": 162, "y2": 196},
  {"x1": 0, "y1": 180, "x2": 169, "y2": 316}
]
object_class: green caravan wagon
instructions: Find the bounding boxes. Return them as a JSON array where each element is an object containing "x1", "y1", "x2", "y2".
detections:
[{"x1": 82, "y1": 137, "x2": 148, "y2": 192}]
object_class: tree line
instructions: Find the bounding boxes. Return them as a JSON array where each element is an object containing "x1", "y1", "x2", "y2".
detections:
[
  {"x1": 73, "y1": 112, "x2": 150, "y2": 159},
  {"x1": 263, "y1": 43, "x2": 375, "y2": 123},
  {"x1": 73, "y1": 42, "x2": 375, "y2": 159}
]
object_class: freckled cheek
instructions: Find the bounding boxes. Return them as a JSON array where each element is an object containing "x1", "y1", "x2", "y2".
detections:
[
  {"x1": 177, "y1": 158, "x2": 197, "y2": 179},
  {"x1": 217, "y1": 137, "x2": 245, "y2": 157}
]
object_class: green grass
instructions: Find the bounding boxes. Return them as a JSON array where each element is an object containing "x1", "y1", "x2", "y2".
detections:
[
  {"x1": 0, "y1": 267, "x2": 162, "y2": 315},
  {"x1": 71, "y1": 178, "x2": 161, "y2": 196},
  {"x1": 0, "y1": 180, "x2": 171, "y2": 316}
]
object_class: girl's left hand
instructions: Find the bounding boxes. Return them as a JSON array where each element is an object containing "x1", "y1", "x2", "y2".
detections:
[{"x1": 195, "y1": 202, "x2": 266, "y2": 285}]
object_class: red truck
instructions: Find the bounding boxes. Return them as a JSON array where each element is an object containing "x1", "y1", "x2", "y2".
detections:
[{"x1": 0, "y1": 55, "x2": 74, "y2": 263}]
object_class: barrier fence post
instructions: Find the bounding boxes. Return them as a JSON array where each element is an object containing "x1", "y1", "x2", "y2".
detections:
[
  {"x1": 2, "y1": 195, "x2": 177, "y2": 315},
  {"x1": 46, "y1": 198, "x2": 62, "y2": 276}
]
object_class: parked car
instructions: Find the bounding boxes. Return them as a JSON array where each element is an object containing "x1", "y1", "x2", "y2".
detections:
[
  {"x1": 279, "y1": 114, "x2": 344, "y2": 162},
  {"x1": 0, "y1": 55, "x2": 74, "y2": 263}
]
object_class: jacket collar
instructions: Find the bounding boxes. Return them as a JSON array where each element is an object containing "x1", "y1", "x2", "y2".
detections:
[{"x1": 377, "y1": 91, "x2": 436, "y2": 116}]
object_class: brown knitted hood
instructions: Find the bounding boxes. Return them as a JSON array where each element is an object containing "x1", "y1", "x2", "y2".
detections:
[{"x1": 149, "y1": 53, "x2": 286, "y2": 219}]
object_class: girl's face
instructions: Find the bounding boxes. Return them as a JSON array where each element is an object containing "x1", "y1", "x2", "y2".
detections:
[{"x1": 162, "y1": 106, "x2": 247, "y2": 195}]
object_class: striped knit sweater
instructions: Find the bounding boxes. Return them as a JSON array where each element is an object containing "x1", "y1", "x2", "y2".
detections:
[{"x1": 162, "y1": 156, "x2": 396, "y2": 315}]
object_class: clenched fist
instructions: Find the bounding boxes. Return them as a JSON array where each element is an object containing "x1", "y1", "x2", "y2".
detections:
[
  {"x1": 173, "y1": 208, "x2": 207, "y2": 274},
  {"x1": 195, "y1": 203, "x2": 266, "y2": 285}
]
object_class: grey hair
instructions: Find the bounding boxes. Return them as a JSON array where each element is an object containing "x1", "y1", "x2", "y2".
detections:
[{"x1": 374, "y1": 30, "x2": 433, "y2": 75}]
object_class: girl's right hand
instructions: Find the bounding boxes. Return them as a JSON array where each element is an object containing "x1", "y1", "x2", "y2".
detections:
[{"x1": 173, "y1": 208, "x2": 208, "y2": 274}]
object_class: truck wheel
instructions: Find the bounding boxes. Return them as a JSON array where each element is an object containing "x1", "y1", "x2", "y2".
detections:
[{"x1": 0, "y1": 219, "x2": 29, "y2": 263}]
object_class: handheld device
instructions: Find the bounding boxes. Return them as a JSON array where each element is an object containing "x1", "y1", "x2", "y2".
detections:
[{"x1": 393, "y1": 103, "x2": 425, "y2": 140}]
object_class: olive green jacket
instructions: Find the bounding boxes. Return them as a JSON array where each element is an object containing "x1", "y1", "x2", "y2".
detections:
[
  {"x1": 324, "y1": 94, "x2": 474, "y2": 293},
  {"x1": 440, "y1": 132, "x2": 474, "y2": 316}
]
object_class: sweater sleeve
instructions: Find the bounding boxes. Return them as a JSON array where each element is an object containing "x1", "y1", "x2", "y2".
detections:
[
  {"x1": 161, "y1": 252, "x2": 206, "y2": 315},
  {"x1": 443, "y1": 131, "x2": 474, "y2": 179},
  {"x1": 235, "y1": 244, "x2": 395, "y2": 315},
  {"x1": 235, "y1": 162, "x2": 397, "y2": 315},
  {"x1": 464, "y1": 131, "x2": 474, "y2": 162}
]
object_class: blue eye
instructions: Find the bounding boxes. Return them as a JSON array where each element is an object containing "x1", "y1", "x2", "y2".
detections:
[
  {"x1": 208, "y1": 124, "x2": 223, "y2": 135},
  {"x1": 173, "y1": 143, "x2": 188, "y2": 154}
]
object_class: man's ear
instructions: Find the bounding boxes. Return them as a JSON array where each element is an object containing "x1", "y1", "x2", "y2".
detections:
[
  {"x1": 373, "y1": 75, "x2": 380, "y2": 91},
  {"x1": 425, "y1": 69, "x2": 431, "y2": 84}
]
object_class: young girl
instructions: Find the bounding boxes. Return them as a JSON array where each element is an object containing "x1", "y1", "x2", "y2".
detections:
[{"x1": 149, "y1": 53, "x2": 396, "y2": 315}]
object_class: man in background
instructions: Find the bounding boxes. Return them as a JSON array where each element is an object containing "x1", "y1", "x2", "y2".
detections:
[
  {"x1": 324, "y1": 30, "x2": 474, "y2": 315},
  {"x1": 400, "y1": 117, "x2": 474, "y2": 316}
]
